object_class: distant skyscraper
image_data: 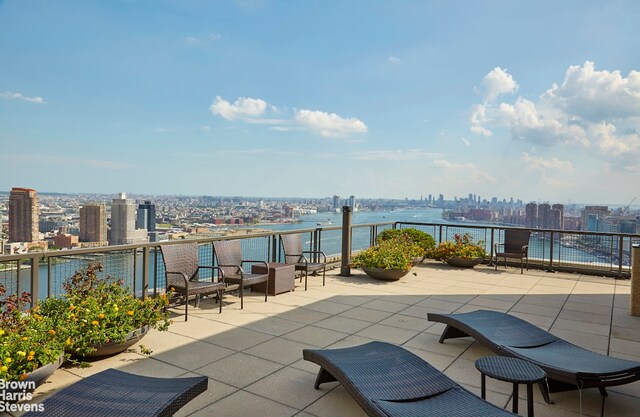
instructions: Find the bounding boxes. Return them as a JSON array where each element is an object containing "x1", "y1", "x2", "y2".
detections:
[
  {"x1": 348, "y1": 195, "x2": 356, "y2": 212},
  {"x1": 332, "y1": 195, "x2": 340, "y2": 212},
  {"x1": 551, "y1": 203, "x2": 564, "y2": 230},
  {"x1": 538, "y1": 203, "x2": 551, "y2": 228},
  {"x1": 109, "y1": 193, "x2": 148, "y2": 245},
  {"x1": 9, "y1": 187, "x2": 39, "y2": 242},
  {"x1": 136, "y1": 201, "x2": 156, "y2": 231},
  {"x1": 80, "y1": 203, "x2": 107, "y2": 244},
  {"x1": 582, "y1": 206, "x2": 610, "y2": 232},
  {"x1": 525, "y1": 202, "x2": 538, "y2": 228}
]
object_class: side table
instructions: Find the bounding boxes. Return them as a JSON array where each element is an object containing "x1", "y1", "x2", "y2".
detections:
[
  {"x1": 251, "y1": 262, "x2": 295, "y2": 296},
  {"x1": 475, "y1": 356, "x2": 546, "y2": 417}
]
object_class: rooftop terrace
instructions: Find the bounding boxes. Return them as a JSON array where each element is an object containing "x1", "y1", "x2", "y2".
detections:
[{"x1": 16, "y1": 261, "x2": 640, "y2": 417}]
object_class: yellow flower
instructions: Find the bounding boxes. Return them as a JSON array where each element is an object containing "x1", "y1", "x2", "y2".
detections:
[
  {"x1": 29, "y1": 351, "x2": 35, "y2": 356},
  {"x1": 17, "y1": 351, "x2": 26, "y2": 357},
  {"x1": 127, "y1": 310, "x2": 134, "y2": 316},
  {"x1": 161, "y1": 293, "x2": 167, "y2": 301},
  {"x1": 22, "y1": 337, "x2": 29, "y2": 341},
  {"x1": 91, "y1": 320, "x2": 99, "y2": 326},
  {"x1": 69, "y1": 305, "x2": 75, "y2": 311},
  {"x1": 27, "y1": 355, "x2": 34, "y2": 361},
  {"x1": 66, "y1": 338, "x2": 72, "y2": 346},
  {"x1": 0, "y1": 329, "x2": 4, "y2": 336},
  {"x1": 5, "y1": 358, "x2": 11, "y2": 364},
  {"x1": 49, "y1": 329, "x2": 56, "y2": 335},
  {"x1": 99, "y1": 313, "x2": 105, "y2": 319},
  {"x1": 0, "y1": 366, "x2": 7, "y2": 372}
]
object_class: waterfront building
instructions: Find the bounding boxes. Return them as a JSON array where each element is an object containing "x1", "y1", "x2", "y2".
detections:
[
  {"x1": 582, "y1": 206, "x2": 610, "y2": 232},
  {"x1": 348, "y1": 195, "x2": 356, "y2": 212},
  {"x1": 109, "y1": 193, "x2": 148, "y2": 245},
  {"x1": 525, "y1": 202, "x2": 538, "y2": 228},
  {"x1": 136, "y1": 201, "x2": 157, "y2": 242},
  {"x1": 53, "y1": 233, "x2": 78, "y2": 248},
  {"x1": 8, "y1": 187, "x2": 39, "y2": 242},
  {"x1": 538, "y1": 203, "x2": 551, "y2": 228},
  {"x1": 80, "y1": 203, "x2": 107, "y2": 245},
  {"x1": 39, "y1": 217, "x2": 68, "y2": 233},
  {"x1": 552, "y1": 204, "x2": 565, "y2": 230},
  {"x1": 332, "y1": 195, "x2": 340, "y2": 212}
]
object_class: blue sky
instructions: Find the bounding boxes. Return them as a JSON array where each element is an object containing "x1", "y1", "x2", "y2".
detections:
[{"x1": 1, "y1": 1, "x2": 639, "y2": 204}]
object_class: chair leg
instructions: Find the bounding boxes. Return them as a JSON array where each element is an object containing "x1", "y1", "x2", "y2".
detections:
[
  {"x1": 218, "y1": 289, "x2": 223, "y2": 313},
  {"x1": 264, "y1": 278, "x2": 268, "y2": 302},
  {"x1": 304, "y1": 270, "x2": 308, "y2": 291},
  {"x1": 521, "y1": 257, "x2": 524, "y2": 274},
  {"x1": 322, "y1": 268, "x2": 326, "y2": 286},
  {"x1": 240, "y1": 283, "x2": 244, "y2": 309},
  {"x1": 185, "y1": 295, "x2": 188, "y2": 321}
]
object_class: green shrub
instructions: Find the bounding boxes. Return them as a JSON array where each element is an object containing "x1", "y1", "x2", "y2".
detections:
[
  {"x1": 378, "y1": 228, "x2": 435, "y2": 253},
  {"x1": 351, "y1": 238, "x2": 418, "y2": 271},
  {"x1": 427, "y1": 233, "x2": 487, "y2": 261}
]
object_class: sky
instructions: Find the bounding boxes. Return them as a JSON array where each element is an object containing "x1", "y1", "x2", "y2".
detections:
[{"x1": 1, "y1": 0, "x2": 639, "y2": 205}]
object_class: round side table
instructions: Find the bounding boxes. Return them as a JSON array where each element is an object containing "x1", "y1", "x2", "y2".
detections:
[{"x1": 475, "y1": 356, "x2": 546, "y2": 417}]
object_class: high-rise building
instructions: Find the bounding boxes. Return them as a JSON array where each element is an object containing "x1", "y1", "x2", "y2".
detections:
[
  {"x1": 136, "y1": 201, "x2": 156, "y2": 231},
  {"x1": 109, "y1": 193, "x2": 148, "y2": 245},
  {"x1": 525, "y1": 202, "x2": 538, "y2": 228},
  {"x1": 80, "y1": 203, "x2": 107, "y2": 245},
  {"x1": 538, "y1": 203, "x2": 551, "y2": 228},
  {"x1": 348, "y1": 195, "x2": 356, "y2": 212},
  {"x1": 9, "y1": 187, "x2": 39, "y2": 242},
  {"x1": 582, "y1": 206, "x2": 610, "y2": 231},
  {"x1": 332, "y1": 195, "x2": 341, "y2": 212},
  {"x1": 551, "y1": 204, "x2": 564, "y2": 230}
]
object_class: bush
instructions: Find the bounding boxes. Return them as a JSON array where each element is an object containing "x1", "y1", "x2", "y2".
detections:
[
  {"x1": 378, "y1": 228, "x2": 435, "y2": 254},
  {"x1": 351, "y1": 238, "x2": 417, "y2": 271},
  {"x1": 427, "y1": 233, "x2": 487, "y2": 261},
  {"x1": 0, "y1": 285, "x2": 64, "y2": 381},
  {"x1": 39, "y1": 263, "x2": 171, "y2": 359}
]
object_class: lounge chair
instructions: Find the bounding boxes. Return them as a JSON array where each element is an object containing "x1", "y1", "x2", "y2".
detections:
[
  {"x1": 428, "y1": 310, "x2": 640, "y2": 414},
  {"x1": 280, "y1": 233, "x2": 327, "y2": 290},
  {"x1": 23, "y1": 368, "x2": 207, "y2": 417},
  {"x1": 303, "y1": 341, "x2": 515, "y2": 417}
]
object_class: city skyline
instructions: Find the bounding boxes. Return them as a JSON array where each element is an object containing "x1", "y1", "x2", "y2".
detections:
[{"x1": 1, "y1": 1, "x2": 640, "y2": 204}]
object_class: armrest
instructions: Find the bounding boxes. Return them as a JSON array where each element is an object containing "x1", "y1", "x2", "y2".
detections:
[
  {"x1": 521, "y1": 245, "x2": 529, "y2": 255},
  {"x1": 197, "y1": 266, "x2": 226, "y2": 284},
  {"x1": 217, "y1": 263, "x2": 242, "y2": 275},
  {"x1": 166, "y1": 271, "x2": 189, "y2": 287},
  {"x1": 302, "y1": 250, "x2": 327, "y2": 263},
  {"x1": 494, "y1": 243, "x2": 504, "y2": 252},
  {"x1": 241, "y1": 260, "x2": 269, "y2": 269}
]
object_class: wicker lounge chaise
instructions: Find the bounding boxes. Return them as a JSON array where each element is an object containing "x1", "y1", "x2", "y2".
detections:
[
  {"x1": 23, "y1": 368, "x2": 207, "y2": 417},
  {"x1": 303, "y1": 341, "x2": 515, "y2": 417},
  {"x1": 428, "y1": 310, "x2": 640, "y2": 413}
]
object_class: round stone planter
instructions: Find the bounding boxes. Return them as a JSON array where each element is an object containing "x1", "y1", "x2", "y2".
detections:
[
  {"x1": 362, "y1": 267, "x2": 410, "y2": 281},
  {"x1": 82, "y1": 325, "x2": 150, "y2": 358},
  {"x1": 446, "y1": 257, "x2": 483, "y2": 268},
  {"x1": 25, "y1": 351, "x2": 65, "y2": 388}
]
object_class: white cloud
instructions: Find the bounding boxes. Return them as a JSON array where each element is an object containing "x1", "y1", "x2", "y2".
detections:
[
  {"x1": 210, "y1": 96, "x2": 268, "y2": 121},
  {"x1": 520, "y1": 152, "x2": 573, "y2": 171},
  {"x1": 388, "y1": 56, "x2": 400, "y2": 64},
  {"x1": 432, "y1": 160, "x2": 496, "y2": 184},
  {"x1": 1, "y1": 91, "x2": 45, "y2": 104},
  {"x1": 470, "y1": 62, "x2": 640, "y2": 171},
  {"x1": 461, "y1": 137, "x2": 470, "y2": 146},
  {"x1": 478, "y1": 67, "x2": 518, "y2": 102},
  {"x1": 294, "y1": 109, "x2": 367, "y2": 138},
  {"x1": 350, "y1": 150, "x2": 441, "y2": 161}
]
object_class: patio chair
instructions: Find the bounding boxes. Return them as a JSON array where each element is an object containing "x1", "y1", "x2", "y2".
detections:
[
  {"x1": 23, "y1": 368, "x2": 207, "y2": 417},
  {"x1": 160, "y1": 242, "x2": 226, "y2": 321},
  {"x1": 494, "y1": 229, "x2": 530, "y2": 274},
  {"x1": 280, "y1": 233, "x2": 327, "y2": 291},
  {"x1": 303, "y1": 341, "x2": 515, "y2": 417},
  {"x1": 428, "y1": 310, "x2": 640, "y2": 416},
  {"x1": 213, "y1": 239, "x2": 269, "y2": 309}
]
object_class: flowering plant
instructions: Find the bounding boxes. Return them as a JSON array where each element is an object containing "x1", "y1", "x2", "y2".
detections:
[
  {"x1": 39, "y1": 263, "x2": 171, "y2": 359},
  {"x1": 427, "y1": 233, "x2": 487, "y2": 261},
  {"x1": 0, "y1": 285, "x2": 64, "y2": 381},
  {"x1": 351, "y1": 237, "x2": 420, "y2": 271}
]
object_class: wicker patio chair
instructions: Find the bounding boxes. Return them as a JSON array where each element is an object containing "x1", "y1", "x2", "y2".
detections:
[
  {"x1": 428, "y1": 310, "x2": 640, "y2": 416},
  {"x1": 160, "y1": 242, "x2": 226, "y2": 320},
  {"x1": 23, "y1": 368, "x2": 207, "y2": 417},
  {"x1": 494, "y1": 229, "x2": 530, "y2": 274},
  {"x1": 303, "y1": 341, "x2": 515, "y2": 417},
  {"x1": 213, "y1": 239, "x2": 269, "y2": 309},
  {"x1": 280, "y1": 233, "x2": 327, "y2": 291}
]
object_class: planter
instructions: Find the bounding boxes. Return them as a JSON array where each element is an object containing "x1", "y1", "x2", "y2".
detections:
[
  {"x1": 82, "y1": 325, "x2": 150, "y2": 358},
  {"x1": 362, "y1": 267, "x2": 410, "y2": 281},
  {"x1": 446, "y1": 257, "x2": 483, "y2": 268},
  {"x1": 410, "y1": 256, "x2": 424, "y2": 266},
  {"x1": 24, "y1": 351, "x2": 65, "y2": 388}
]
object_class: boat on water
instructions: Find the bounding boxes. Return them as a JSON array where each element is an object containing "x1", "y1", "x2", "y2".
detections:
[{"x1": 317, "y1": 220, "x2": 332, "y2": 226}]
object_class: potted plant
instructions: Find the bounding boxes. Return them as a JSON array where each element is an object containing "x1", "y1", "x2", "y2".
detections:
[
  {"x1": 0, "y1": 285, "x2": 65, "y2": 385},
  {"x1": 351, "y1": 237, "x2": 422, "y2": 280},
  {"x1": 377, "y1": 228, "x2": 435, "y2": 263},
  {"x1": 39, "y1": 263, "x2": 171, "y2": 361},
  {"x1": 427, "y1": 233, "x2": 487, "y2": 268}
]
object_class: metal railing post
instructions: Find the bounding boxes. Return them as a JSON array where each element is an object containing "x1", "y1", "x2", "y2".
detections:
[
  {"x1": 438, "y1": 225, "x2": 443, "y2": 244},
  {"x1": 16, "y1": 259, "x2": 21, "y2": 295},
  {"x1": 154, "y1": 247, "x2": 159, "y2": 297},
  {"x1": 490, "y1": 228, "x2": 495, "y2": 265},
  {"x1": 141, "y1": 246, "x2": 149, "y2": 300},
  {"x1": 47, "y1": 257, "x2": 52, "y2": 298},
  {"x1": 340, "y1": 206, "x2": 352, "y2": 276},
  {"x1": 271, "y1": 235, "x2": 277, "y2": 262},
  {"x1": 619, "y1": 236, "x2": 624, "y2": 277},
  {"x1": 30, "y1": 255, "x2": 39, "y2": 306},
  {"x1": 549, "y1": 231, "x2": 554, "y2": 272}
]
